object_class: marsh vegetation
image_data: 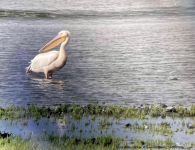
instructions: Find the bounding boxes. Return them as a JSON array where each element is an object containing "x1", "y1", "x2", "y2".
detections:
[{"x1": 0, "y1": 102, "x2": 195, "y2": 149}]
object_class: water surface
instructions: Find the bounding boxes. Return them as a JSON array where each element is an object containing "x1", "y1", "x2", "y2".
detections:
[{"x1": 0, "y1": 0, "x2": 195, "y2": 107}]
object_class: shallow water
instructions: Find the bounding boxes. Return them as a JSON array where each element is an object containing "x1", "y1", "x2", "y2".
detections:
[
  {"x1": 2, "y1": 113, "x2": 195, "y2": 148},
  {"x1": 1, "y1": 0, "x2": 195, "y2": 107}
]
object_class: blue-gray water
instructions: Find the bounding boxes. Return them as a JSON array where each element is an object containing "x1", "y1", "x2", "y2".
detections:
[{"x1": 1, "y1": 0, "x2": 195, "y2": 108}]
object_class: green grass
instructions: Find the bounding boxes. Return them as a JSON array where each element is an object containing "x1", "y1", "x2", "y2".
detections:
[
  {"x1": 0, "y1": 133, "x2": 122, "y2": 150},
  {"x1": 1, "y1": 102, "x2": 195, "y2": 123}
]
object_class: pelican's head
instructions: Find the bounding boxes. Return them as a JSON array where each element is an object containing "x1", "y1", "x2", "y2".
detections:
[
  {"x1": 39, "y1": 30, "x2": 70, "y2": 52},
  {"x1": 58, "y1": 30, "x2": 70, "y2": 38}
]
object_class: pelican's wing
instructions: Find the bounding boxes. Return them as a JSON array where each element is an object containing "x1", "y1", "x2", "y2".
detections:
[{"x1": 31, "y1": 51, "x2": 59, "y2": 71}]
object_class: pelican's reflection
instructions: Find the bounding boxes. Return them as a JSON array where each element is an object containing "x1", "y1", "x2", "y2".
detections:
[
  {"x1": 29, "y1": 78, "x2": 66, "y2": 92},
  {"x1": 57, "y1": 115, "x2": 67, "y2": 130}
]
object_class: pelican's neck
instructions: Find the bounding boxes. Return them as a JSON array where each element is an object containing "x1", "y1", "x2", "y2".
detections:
[
  {"x1": 60, "y1": 37, "x2": 70, "y2": 54},
  {"x1": 55, "y1": 36, "x2": 69, "y2": 68}
]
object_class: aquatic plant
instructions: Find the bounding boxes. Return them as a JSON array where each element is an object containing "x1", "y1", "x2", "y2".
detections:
[
  {"x1": 188, "y1": 129, "x2": 194, "y2": 134},
  {"x1": 71, "y1": 105, "x2": 84, "y2": 120},
  {"x1": 85, "y1": 121, "x2": 90, "y2": 126},
  {"x1": 161, "y1": 109, "x2": 166, "y2": 118},
  {"x1": 190, "y1": 104, "x2": 195, "y2": 116},
  {"x1": 149, "y1": 104, "x2": 161, "y2": 117},
  {"x1": 176, "y1": 104, "x2": 190, "y2": 116},
  {"x1": 132, "y1": 139, "x2": 143, "y2": 148},
  {"x1": 182, "y1": 121, "x2": 185, "y2": 127},
  {"x1": 122, "y1": 140, "x2": 129, "y2": 148},
  {"x1": 99, "y1": 119, "x2": 112, "y2": 129},
  {"x1": 164, "y1": 137, "x2": 175, "y2": 148},
  {"x1": 144, "y1": 138, "x2": 163, "y2": 148}
]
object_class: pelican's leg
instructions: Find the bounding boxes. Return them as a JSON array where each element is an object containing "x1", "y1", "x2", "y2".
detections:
[
  {"x1": 45, "y1": 74, "x2": 48, "y2": 79},
  {"x1": 44, "y1": 70, "x2": 49, "y2": 79},
  {"x1": 49, "y1": 73, "x2": 52, "y2": 79}
]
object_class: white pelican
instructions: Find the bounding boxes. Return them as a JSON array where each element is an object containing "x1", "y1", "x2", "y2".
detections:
[{"x1": 26, "y1": 30, "x2": 70, "y2": 79}]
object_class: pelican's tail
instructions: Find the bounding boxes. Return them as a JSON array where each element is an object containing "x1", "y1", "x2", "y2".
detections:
[{"x1": 26, "y1": 65, "x2": 32, "y2": 74}]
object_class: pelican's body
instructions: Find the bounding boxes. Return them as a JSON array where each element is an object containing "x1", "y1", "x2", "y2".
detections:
[{"x1": 26, "y1": 31, "x2": 70, "y2": 79}]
